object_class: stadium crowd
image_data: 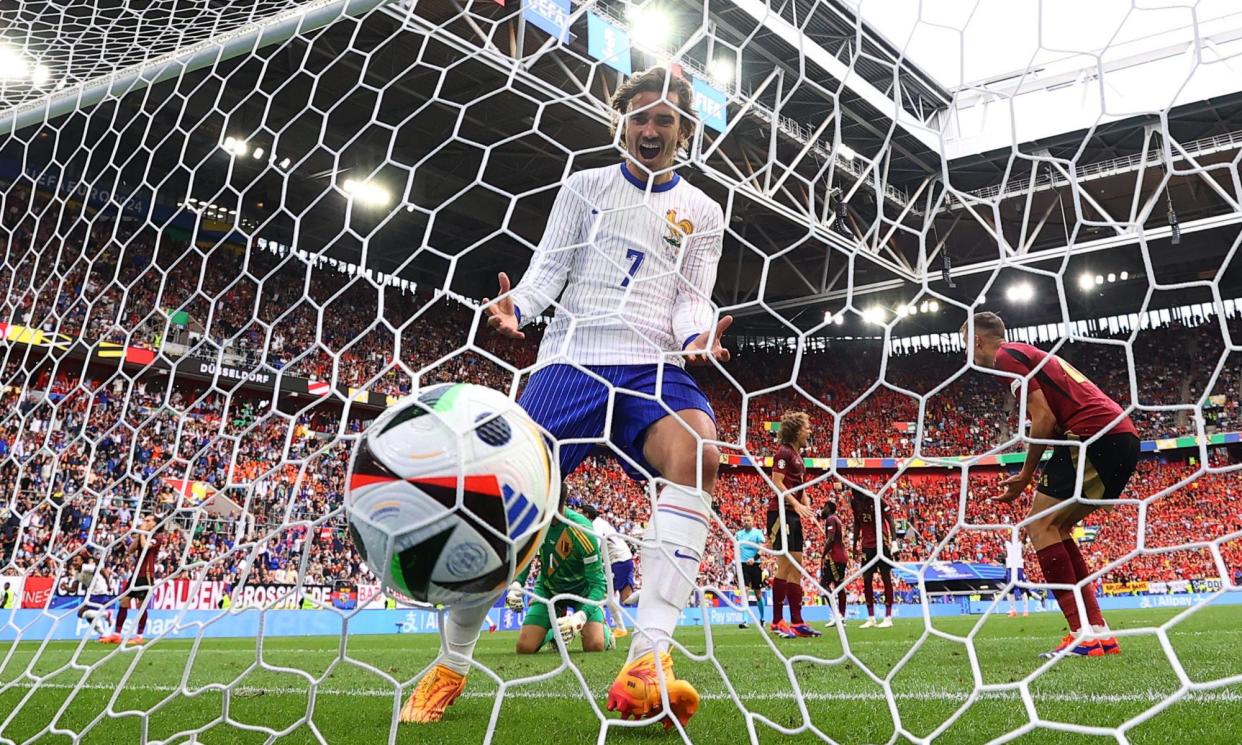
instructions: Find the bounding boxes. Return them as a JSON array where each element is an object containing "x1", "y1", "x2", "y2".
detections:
[{"x1": 2, "y1": 193, "x2": 1241, "y2": 608}]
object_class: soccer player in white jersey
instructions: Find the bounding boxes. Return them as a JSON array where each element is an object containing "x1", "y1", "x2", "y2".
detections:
[
  {"x1": 1005, "y1": 536, "x2": 1030, "y2": 617},
  {"x1": 581, "y1": 504, "x2": 634, "y2": 638},
  {"x1": 76, "y1": 554, "x2": 114, "y2": 638},
  {"x1": 402, "y1": 67, "x2": 728, "y2": 729}
]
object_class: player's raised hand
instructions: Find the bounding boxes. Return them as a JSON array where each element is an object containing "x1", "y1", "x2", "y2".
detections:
[
  {"x1": 995, "y1": 473, "x2": 1032, "y2": 503},
  {"x1": 482, "y1": 271, "x2": 525, "y2": 340},
  {"x1": 686, "y1": 315, "x2": 733, "y2": 365}
]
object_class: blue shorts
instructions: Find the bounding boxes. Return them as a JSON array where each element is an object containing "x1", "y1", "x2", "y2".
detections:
[
  {"x1": 518, "y1": 364, "x2": 715, "y2": 480},
  {"x1": 611, "y1": 559, "x2": 635, "y2": 592},
  {"x1": 1010, "y1": 568, "x2": 1027, "y2": 596}
]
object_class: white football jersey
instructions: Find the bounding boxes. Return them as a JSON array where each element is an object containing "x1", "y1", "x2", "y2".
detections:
[
  {"x1": 592, "y1": 515, "x2": 634, "y2": 563},
  {"x1": 508, "y1": 163, "x2": 725, "y2": 366}
]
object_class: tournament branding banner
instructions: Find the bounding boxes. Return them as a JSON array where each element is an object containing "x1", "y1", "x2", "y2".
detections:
[
  {"x1": 587, "y1": 11, "x2": 632, "y2": 75},
  {"x1": 40, "y1": 580, "x2": 363, "y2": 612},
  {"x1": 0, "y1": 319, "x2": 397, "y2": 411},
  {"x1": 180, "y1": 357, "x2": 275, "y2": 386},
  {"x1": 21, "y1": 576, "x2": 54, "y2": 608},
  {"x1": 692, "y1": 76, "x2": 729, "y2": 133},
  {"x1": 230, "y1": 583, "x2": 334, "y2": 609},
  {"x1": 523, "y1": 0, "x2": 573, "y2": 43}
]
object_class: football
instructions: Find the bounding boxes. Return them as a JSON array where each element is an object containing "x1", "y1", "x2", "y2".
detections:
[{"x1": 345, "y1": 383, "x2": 558, "y2": 607}]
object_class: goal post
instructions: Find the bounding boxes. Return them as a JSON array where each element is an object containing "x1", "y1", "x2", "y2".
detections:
[{"x1": 0, "y1": 0, "x2": 389, "y2": 138}]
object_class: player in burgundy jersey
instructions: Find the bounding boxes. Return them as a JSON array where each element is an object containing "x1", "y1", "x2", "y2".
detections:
[
  {"x1": 818, "y1": 500, "x2": 850, "y2": 628},
  {"x1": 850, "y1": 488, "x2": 896, "y2": 628},
  {"x1": 101, "y1": 514, "x2": 167, "y2": 646},
  {"x1": 965, "y1": 312, "x2": 1138, "y2": 658},
  {"x1": 766, "y1": 411, "x2": 820, "y2": 638}
]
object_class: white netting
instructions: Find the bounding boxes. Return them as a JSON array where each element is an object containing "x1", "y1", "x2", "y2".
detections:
[{"x1": 1, "y1": 0, "x2": 1241, "y2": 743}]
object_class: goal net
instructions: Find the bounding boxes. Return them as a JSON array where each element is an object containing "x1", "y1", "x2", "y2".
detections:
[{"x1": 2, "y1": 0, "x2": 1240, "y2": 742}]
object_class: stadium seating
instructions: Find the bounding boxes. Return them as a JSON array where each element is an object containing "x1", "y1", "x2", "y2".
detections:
[{"x1": 2, "y1": 194, "x2": 1240, "y2": 605}]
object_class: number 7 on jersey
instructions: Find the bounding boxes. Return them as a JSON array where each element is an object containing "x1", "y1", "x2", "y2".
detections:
[{"x1": 620, "y1": 248, "x2": 645, "y2": 288}]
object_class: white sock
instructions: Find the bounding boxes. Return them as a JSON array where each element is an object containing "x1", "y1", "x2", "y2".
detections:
[
  {"x1": 609, "y1": 595, "x2": 628, "y2": 631},
  {"x1": 438, "y1": 601, "x2": 493, "y2": 675},
  {"x1": 82, "y1": 609, "x2": 109, "y2": 635},
  {"x1": 630, "y1": 484, "x2": 710, "y2": 661}
]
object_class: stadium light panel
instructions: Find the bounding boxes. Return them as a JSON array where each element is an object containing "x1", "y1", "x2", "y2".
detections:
[
  {"x1": 279, "y1": 157, "x2": 291, "y2": 169},
  {"x1": 1120, "y1": 270, "x2": 1128, "y2": 281},
  {"x1": 1107, "y1": 272, "x2": 1116, "y2": 283},
  {"x1": 928, "y1": 300, "x2": 939, "y2": 312},
  {"x1": 1078, "y1": 273, "x2": 1094, "y2": 290},
  {"x1": 1006, "y1": 282, "x2": 1034, "y2": 303},
  {"x1": 222, "y1": 136, "x2": 248, "y2": 157},
  {"x1": 629, "y1": 6, "x2": 672, "y2": 49},
  {"x1": 252, "y1": 147, "x2": 265, "y2": 160},
  {"x1": 0, "y1": 45, "x2": 29, "y2": 79},
  {"x1": 896, "y1": 305, "x2": 909, "y2": 318},
  {"x1": 863, "y1": 306, "x2": 886, "y2": 325},
  {"x1": 834, "y1": 313, "x2": 845, "y2": 325},
  {"x1": 1095, "y1": 274, "x2": 1104, "y2": 285},
  {"x1": 343, "y1": 178, "x2": 389, "y2": 207},
  {"x1": 708, "y1": 57, "x2": 734, "y2": 85},
  {"x1": 907, "y1": 304, "x2": 918, "y2": 316},
  {"x1": 31, "y1": 63, "x2": 50, "y2": 87}
]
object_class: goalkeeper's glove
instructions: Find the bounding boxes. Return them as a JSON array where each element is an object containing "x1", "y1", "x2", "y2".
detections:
[
  {"x1": 505, "y1": 582, "x2": 524, "y2": 612},
  {"x1": 557, "y1": 610, "x2": 587, "y2": 643}
]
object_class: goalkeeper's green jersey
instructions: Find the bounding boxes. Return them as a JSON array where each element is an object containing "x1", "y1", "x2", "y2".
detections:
[{"x1": 515, "y1": 508, "x2": 607, "y2": 600}]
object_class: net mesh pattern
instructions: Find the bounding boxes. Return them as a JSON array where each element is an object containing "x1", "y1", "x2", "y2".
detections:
[{"x1": 1, "y1": 0, "x2": 1240, "y2": 743}]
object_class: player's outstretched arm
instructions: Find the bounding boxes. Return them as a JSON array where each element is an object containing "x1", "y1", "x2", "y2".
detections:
[{"x1": 488, "y1": 173, "x2": 588, "y2": 337}]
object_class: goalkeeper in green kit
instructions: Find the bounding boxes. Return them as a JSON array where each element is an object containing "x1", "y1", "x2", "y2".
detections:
[{"x1": 507, "y1": 505, "x2": 615, "y2": 654}]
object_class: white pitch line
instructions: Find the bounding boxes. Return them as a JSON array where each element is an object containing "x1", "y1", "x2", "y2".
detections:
[
  {"x1": 7, "y1": 626, "x2": 1240, "y2": 658},
  {"x1": 5, "y1": 682, "x2": 1241, "y2": 705}
]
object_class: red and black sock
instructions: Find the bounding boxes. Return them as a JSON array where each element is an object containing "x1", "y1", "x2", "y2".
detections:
[
  {"x1": 882, "y1": 575, "x2": 895, "y2": 617},
  {"x1": 787, "y1": 583, "x2": 804, "y2": 624},
  {"x1": 1036, "y1": 542, "x2": 1081, "y2": 631},
  {"x1": 770, "y1": 578, "x2": 787, "y2": 624},
  {"x1": 114, "y1": 606, "x2": 128, "y2": 634},
  {"x1": 1062, "y1": 539, "x2": 1106, "y2": 628},
  {"x1": 863, "y1": 573, "x2": 875, "y2": 617},
  {"x1": 837, "y1": 588, "x2": 847, "y2": 620},
  {"x1": 137, "y1": 609, "x2": 149, "y2": 635}
]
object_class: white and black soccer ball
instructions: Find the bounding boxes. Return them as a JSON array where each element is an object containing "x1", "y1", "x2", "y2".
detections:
[{"x1": 346, "y1": 383, "x2": 558, "y2": 607}]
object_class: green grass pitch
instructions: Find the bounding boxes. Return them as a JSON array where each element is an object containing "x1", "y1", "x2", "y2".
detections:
[{"x1": 2, "y1": 605, "x2": 1239, "y2": 744}]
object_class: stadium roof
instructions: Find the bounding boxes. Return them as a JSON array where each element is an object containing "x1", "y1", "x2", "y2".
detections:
[{"x1": 852, "y1": 0, "x2": 1242, "y2": 159}]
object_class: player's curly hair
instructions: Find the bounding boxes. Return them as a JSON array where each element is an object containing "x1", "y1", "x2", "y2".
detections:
[
  {"x1": 778, "y1": 410, "x2": 811, "y2": 446},
  {"x1": 609, "y1": 66, "x2": 696, "y2": 146}
]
